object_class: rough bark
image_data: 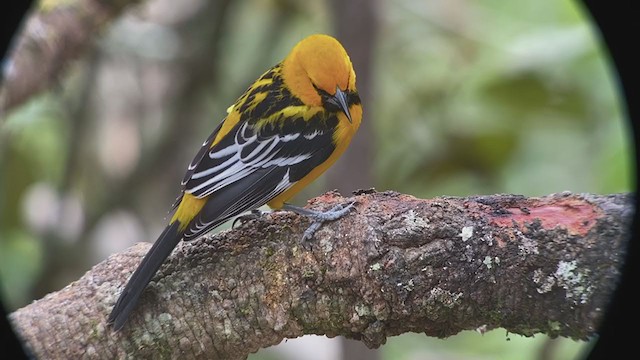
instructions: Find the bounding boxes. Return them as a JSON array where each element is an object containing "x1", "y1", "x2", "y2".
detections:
[
  {"x1": 0, "y1": 0, "x2": 143, "y2": 116},
  {"x1": 9, "y1": 191, "x2": 633, "y2": 359}
]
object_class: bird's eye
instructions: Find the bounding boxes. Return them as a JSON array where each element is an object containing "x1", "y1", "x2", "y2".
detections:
[
  {"x1": 312, "y1": 85, "x2": 337, "y2": 109},
  {"x1": 312, "y1": 84, "x2": 329, "y2": 98}
]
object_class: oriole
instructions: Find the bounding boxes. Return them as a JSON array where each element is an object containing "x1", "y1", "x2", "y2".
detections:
[{"x1": 108, "y1": 34, "x2": 362, "y2": 330}]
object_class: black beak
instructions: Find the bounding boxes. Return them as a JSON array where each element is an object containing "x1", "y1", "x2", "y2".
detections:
[{"x1": 330, "y1": 87, "x2": 352, "y2": 123}]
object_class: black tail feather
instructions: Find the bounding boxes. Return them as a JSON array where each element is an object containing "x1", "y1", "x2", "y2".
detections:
[{"x1": 107, "y1": 222, "x2": 182, "y2": 330}]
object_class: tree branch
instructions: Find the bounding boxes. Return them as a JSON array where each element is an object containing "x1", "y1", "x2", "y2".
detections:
[
  {"x1": 9, "y1": 191, "x2": 632, "y2": 359},
  {"x1": 0, "y1": 0, "x2": 143, "y2": 116}
]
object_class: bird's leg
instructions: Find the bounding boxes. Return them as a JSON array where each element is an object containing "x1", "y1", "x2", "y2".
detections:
[
  {"x1": 282, "y1": 201, "x2": 356, "y2": 242},
  {"x1": 232, "y1": 209, "x2": 271, "y2": 229}
]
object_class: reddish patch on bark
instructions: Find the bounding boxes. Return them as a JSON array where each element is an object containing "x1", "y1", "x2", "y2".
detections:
[
  {"x1": 307, "y1": 191, "x2": 347, "y2": 206},
  {"x1": 489, "y1": 198, "x2": 602, "y2": 236}
]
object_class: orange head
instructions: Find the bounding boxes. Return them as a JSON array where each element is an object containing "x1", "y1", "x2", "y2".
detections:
[{"x1": 282, "y1": 34, "x2": 358, "y2": 122}]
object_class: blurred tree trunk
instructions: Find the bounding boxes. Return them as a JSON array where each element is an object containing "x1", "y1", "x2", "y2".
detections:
[
  {"x1": 329, "y1": 1, "x2": 379, "y2": 359},
  {"x1": 326, "y1": 0, "x2": 378, "y2": 195}
]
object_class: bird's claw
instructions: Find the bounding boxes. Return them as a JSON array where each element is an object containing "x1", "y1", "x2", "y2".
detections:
[{"x1": 295, "y1": 201, "x2": 357, "y2": 244}]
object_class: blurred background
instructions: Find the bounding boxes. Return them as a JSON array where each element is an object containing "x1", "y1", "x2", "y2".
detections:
[{"x1": 0, "y1": 0, "x2": 633, "y2": 359}]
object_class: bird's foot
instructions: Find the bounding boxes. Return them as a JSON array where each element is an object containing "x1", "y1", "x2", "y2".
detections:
[{"x1": 282, "y1": 201, "x2": 356, "y2": 243}]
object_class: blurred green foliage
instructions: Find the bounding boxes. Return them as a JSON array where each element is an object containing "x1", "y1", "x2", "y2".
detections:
[
  {"x1": 382, "y1": 330, "x2": 591, "y2": 360},
  {"x1": 0, "y1": 0, "x2": 632, "y2": 359},
  {"x1": 374, "y1": 0, "x2": 631, "y2": 200}
]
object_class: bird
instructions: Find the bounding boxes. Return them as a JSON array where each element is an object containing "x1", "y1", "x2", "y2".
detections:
[{"x1": 107, "y1": 34, "x2": 362, "y2": 330}]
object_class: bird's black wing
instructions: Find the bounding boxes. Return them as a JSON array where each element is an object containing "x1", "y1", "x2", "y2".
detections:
[{"x1": 181, "y1": 117, "x2": 337, "y2": 240}]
